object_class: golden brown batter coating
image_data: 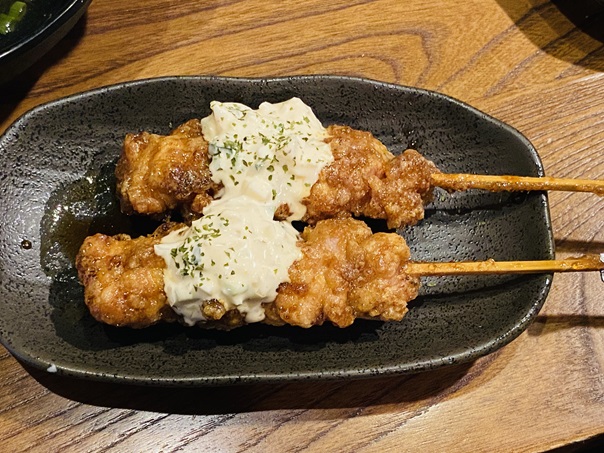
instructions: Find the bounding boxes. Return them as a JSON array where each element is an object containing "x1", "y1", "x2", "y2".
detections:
[
  {"x1": 76, "y1": 219, "x2": 420, "y2": 329},
  {"x1": 115, "y1": 119, "x2": 220, "y2": 218},
  {"x1": 114, "y1": 122, "x2": 437, "y2": 228},
  {"x1": 76, "y1": 223, "x2": 180, "y2": 328},
  {"x1": 304, "y1": 125, "x2": 438, "y2": 228},
  {"x1": 275, "y1": 218, "x2": 420, "y2": 328}
]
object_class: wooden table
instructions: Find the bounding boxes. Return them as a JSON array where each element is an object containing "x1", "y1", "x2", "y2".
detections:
[{"x1": 1, "y1": 0, "x2": 603, "y2": 451}]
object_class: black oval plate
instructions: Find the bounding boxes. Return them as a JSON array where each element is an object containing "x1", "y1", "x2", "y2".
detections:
[
  {"x1": 0, "y1": 76, "x2": 554, "y2": 386},
  {"x1": 0, "y1": 0, "x2": 92, "y2": 84}
]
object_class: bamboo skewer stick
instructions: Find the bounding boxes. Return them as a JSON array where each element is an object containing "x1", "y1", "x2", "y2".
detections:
[
  {"x1": 431, "y1": 173, "x2": 604, "y2": 195},
  {"x1": 405, "y1": 254, "x2": 604, "y2": 277}
]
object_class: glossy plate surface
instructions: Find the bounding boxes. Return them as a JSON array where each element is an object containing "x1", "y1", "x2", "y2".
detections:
[
  {"x1": 0, "y1": 76, "x2": 554, "y2": 385},
  {"x1": 0, "y1": 0, "x2": 92, "y2": 84}
]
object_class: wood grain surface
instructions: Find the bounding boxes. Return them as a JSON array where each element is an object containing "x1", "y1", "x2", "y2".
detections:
[{"x1": 1, "y1": 0, "x2": 603, "y2": 451}]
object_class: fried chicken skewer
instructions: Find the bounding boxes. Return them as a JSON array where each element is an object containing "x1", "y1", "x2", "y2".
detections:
[
  {"x1": 76, "y1": 218, "x2": 421, "y2": 329},
  {"x1": 115, "y1": 121, "x2": 438, "y2": 228},
  {"x1": 76, "y1": 218, "x2": 604, "y2": 330},
  {"x1": 116, "y1": 120, "x2": 603, "y2": 230}
]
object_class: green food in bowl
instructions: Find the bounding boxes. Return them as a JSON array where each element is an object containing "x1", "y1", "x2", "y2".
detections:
[{"x1": 0, "y1": 1, "x2": 28, "y2": 35}]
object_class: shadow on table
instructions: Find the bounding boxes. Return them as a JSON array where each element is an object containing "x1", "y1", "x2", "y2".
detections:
[
  {"x1": 554, "y1": 239, "x2": 604, "y2": 254},
  {"x1": 494, "y1": 0, "x2": 604, "y2": 71},
  {"x1": 528, "y1": 315, "x2": 604, "y2": 336},
  {"x1": 548, "y1": 433, "x2": 604, "y2": 452},
  {"x1": 0, "y1": 13, "x2": 88, "y2": 128},
  {"x1": 526, "y1": 238, "x2": 604, "y2": 336},
  {"x1": 25, "y1": 357, "x2": 490, "y2": 416}
]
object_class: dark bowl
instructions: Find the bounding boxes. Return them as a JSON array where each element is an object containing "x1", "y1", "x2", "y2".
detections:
[
  {"x1": 0, "y1": 0, "x2": 92, "y2": 84},
  {"x1": 0, "y1": 76, "x2": 554, "y2": 386}
]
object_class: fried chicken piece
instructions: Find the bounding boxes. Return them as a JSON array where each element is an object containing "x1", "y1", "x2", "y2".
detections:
[
  {"x1": 76, "y1": 223, "x2": 180, "y2": 328},
  {"x1": 115, "y1": 119, "x2": 221, "y2": 218},
  {"x1": 275, "y1": 218, "x2": 420, "y2": 328},
  {"x1": 305, "y1": 125, "x2": 438, "y2": 229},
  {"x1": 115, "y1": 122, "x2": 437, "y2": 228},
  {"x1": 76, "y1": 219, "x2": 420, "y2": 329}
]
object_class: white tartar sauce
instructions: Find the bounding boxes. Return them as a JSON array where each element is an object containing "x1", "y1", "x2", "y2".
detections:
[
  {"x1": 154, "y1": 98, "x2": 333, "y2": 325},
  {"x1": 201, "y1": 97, "x2": 332, "y2": 220}
]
